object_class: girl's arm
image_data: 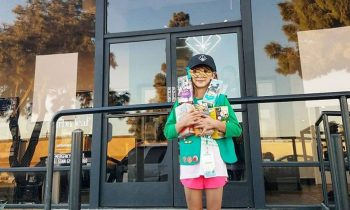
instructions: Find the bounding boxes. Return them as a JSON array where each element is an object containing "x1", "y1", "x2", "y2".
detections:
[
  {"x1": 163, "y1": 101, "x2": 179, "y2": 140},
  {"x1": 223, "y1": 97, "x2": 242, "y2": 138},
  {"x1": 164, "y1": 101, "x2": 202, "y2": 140}
]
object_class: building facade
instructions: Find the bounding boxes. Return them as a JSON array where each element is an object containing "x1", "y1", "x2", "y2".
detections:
[{"x1": 0, "y1": 0, "x2": 350, "y2": 209}]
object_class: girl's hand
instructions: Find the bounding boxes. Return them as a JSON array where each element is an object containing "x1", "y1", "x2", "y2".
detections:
[
  {"x1": 194, "y1": 115, "x2": 217, "y2": 136},
  {"x1": 194, "y1": 115, "x2": 227, "y2": 136},
  {"x1": 176, "y1": 110, "x2": 202, "y2": 133}
]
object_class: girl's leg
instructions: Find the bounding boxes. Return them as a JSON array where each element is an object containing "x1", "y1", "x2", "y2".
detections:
[
  {"x1": 205, "y1": 187, "x2": 223, "y2": 210},
  {"x1": 184, "y1": 187, "x2": 203, "y2": 210}
]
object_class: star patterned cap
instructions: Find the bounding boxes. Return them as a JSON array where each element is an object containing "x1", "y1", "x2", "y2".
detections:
[{"x1": 187, "y1": 54, "x2": 216, "y2": 72}]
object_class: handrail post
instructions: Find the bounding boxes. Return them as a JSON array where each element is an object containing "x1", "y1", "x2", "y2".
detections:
[
  {"x1": 316, "y1": 123, "x2": 329, "y2": 207},
  {"x1": 328, "y1": 134, "x2": 349, "y2": 210},
  {"x1": 44, "y1": 121, "x2": 58, "y2": 210},
  {"x1": 340, "y1": 96, "x2": 350, "y2": 171},
  {"x1": 69, "y1": 129, "x2": 83, "y2": 210}
]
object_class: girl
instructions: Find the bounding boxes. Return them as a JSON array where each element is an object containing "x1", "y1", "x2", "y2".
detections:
[{"x1": 164, "y1": 54, "x2": 242, "y2": 210}]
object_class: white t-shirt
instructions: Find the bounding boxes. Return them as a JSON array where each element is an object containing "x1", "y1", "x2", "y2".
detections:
[{"x1": 180, "y1": 137, "x2": 228, "y2": 180}]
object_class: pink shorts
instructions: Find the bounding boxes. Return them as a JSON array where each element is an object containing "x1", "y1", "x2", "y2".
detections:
[{"x1": 181, "y1": 176, "x2": 227, "y2": 189}]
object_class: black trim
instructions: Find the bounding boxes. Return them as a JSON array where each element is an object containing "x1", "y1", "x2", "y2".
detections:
[
  {"x1": 104, "y1": 21, "x2": 243, "y2": 39},
  {"x1": 0, "y1": 167, "x2": 90, "y2": 172},
  {"x1": 262, "y1": 162, "x2": 320, "y2": 167},
  {"x1": 241, "y1": 0, "x2": 265, "y2": 208},
  {"x1": 90, "y1": 0, "x2": 105, "y2": 208}
]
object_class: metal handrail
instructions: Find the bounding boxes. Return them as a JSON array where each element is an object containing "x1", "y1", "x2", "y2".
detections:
[
  {"x1": 316, "y1": 111, "x2": 350, "y2": 210},
  {"x1": 44, "y1": 91, "x2": 350, "y2": 210}
]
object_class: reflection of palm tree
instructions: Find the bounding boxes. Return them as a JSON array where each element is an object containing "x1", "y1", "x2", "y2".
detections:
[
  {"x1": 168, "y1": 12, "x2": 190, "y2": 27},
  {"x1": 264, "y1": 0, "x2": 350, "y2": 78},
  {"x1": 7, "y1": 97, "x2": 43, "y2": 168},
  {"x1": 108, "y1": 90, "x2": 130, "y2": 106},
  {"x1": 170, "y1": 12, "x2": 193, "y2": 76}
]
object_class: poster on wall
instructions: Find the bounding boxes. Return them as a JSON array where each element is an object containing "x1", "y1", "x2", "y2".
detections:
[
  {"x1": 32, "y1": 53, "x2": 78, "y2": 122},
  {"x1": 298, "y1": 26, "x2": 350, "y2": 107}
]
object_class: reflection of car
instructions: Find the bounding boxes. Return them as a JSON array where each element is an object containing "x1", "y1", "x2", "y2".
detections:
[
  {"x1": 110, "y1": 145, "x2": 168, "y2": 182},
  {"x1": 264, "y1": 155, "x2": 314, "y2": 191},
  {"x1": 277, "y1": 155, "x2": 313, "y2": 162}
]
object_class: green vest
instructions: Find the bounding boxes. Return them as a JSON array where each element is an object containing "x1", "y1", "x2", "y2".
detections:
[{"x1": 164, "y1": 95, "x2": 242, "y2": 165}]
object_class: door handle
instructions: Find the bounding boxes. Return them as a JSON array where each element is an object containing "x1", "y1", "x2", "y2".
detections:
[
  {"x1": 167, "y1": 86, "x2": 177, "y2": 102},
  {"x1": 167, "y1": 87, "x2": 172, "y2": 102},
  {"x1": 171, "y1": 86, "x2": 176, "y2": 102}
]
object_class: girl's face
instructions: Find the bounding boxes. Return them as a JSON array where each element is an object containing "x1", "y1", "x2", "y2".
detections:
[{"x1": 190, "y1": 66, "x2": 215, "y2": 88}]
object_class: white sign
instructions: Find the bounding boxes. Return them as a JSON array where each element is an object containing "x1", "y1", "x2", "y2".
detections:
[
  {"x1": 32, "y1": 53, "x2": 78, "y2": 121},
  {"x1": 298, "y1": 26, "x2": 350, "y2": 107}
]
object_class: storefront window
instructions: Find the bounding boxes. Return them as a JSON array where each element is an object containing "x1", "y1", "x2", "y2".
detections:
[
  {"x1": 106, "y1": 0, "x2": 241, "y2": 33},
  {"x1": 106, "y1": 115, "x2": 168, "y2": 183},
  {"x1": 252, "y1": 0, "x2": 350, "y2": 168},
  {"x1": 252, "y1": 1, "x2": 350, "y2": 204},
  {"x1": 264, "y1": 167, "x2": 325, "y2": 204},
  {"x1": 0, "y1": 0, "x2": 95, "y2": 204},
  {"x1": 252, "y1": 0, "x2": 350, "y2": 96},
  {"x1": 108, "y1": 40, "x2": 167, "y2": 105}
]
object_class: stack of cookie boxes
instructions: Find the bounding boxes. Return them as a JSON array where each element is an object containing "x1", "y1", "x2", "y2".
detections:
[{"x1": 175, "y1": 76, "x2": 228, "y2": 139}]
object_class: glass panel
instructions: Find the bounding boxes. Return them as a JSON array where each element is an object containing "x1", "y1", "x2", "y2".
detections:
[
  {"x1": 108, "y1": 40, "x2": 167, "y2": 105},
  {"x1": 107, "y1": 0, "x2": 241, "y2": 33},
  {"x1": 175, "y1": 33, "x2": 241, "y2": 100},
  {"x1": 252, "y1": 0, "x2": 350, "y2": 96},
  {"x1": 265, "y1": 167, "x2": 328, "y2": 204},
  {"x1": 53, "y1": 114, "x2": 93, "y2": 167},
  {"x1": 50, "y1": 170, "x2": 90, "y2": 204},
  {"x1": 260, "y1": 100, "x2": 340, "y2": 162},
  {"x1": 0, "y1": 171, "x2": 45, "y2": 204},
  {"x1": 0, "y1": 1, "x2": 96, "y2": 169},
  {"x1": 0, "y1": 170, "x2": 89, "y2": 204},
  {"x1": 106, "y1": 114, "x2": 168, "y2": 183}
]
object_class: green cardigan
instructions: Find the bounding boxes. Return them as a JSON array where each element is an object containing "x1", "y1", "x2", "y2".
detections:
[{"x1": 164, "y1": 95, "x2": 242, "y2": 165}]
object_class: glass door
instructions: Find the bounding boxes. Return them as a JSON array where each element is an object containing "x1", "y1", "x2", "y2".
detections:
[
  {"x1": 171, "y1": 28, "x2": 254, "y2": 208},
  {"x1": 100, "y1": 28, "x2": 253, "y2": 208},
  {"x1": 100, "y1": 34, "x2": 174, "y2": 207}
]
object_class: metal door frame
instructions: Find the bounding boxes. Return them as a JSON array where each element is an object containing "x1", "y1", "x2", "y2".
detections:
[{"x1": 100, "y1": 34, "x2": 174, "y2": 207}]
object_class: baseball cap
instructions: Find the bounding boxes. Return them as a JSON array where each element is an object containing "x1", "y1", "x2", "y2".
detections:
[{"x1": 187, "y1": 54, "x2": 216, "y2": 72}]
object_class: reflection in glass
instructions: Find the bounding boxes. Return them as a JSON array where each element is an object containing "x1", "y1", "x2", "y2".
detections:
[
  {"x1": 259, "y1": 100, "x2": 341, "y2": 162},
  {"x1": 0, "y1": 170, "x2": 89, "y2": 204},
  {"x1": 0, "y1": 0, "x2": 96, "y2": 172},
  {"x1": 264, "y1": 167, "x2": 331, "y2": 205},
  {"x1": 176, "y1": 33, "x2": 241, "y2": 99},
  {"x1": 252, "y1": 0, "x2": 350, "y2": 96},
  {"x1": 109, "y1": 40, "x2": 167, "y2": 105},
  {"x1": 50, "y1": 170, "x2": 90, "y2": 204},
  {"x1": 106, "y1": 115, "x2": 168, "y2": 183},
  {"x1": 0, "y1": 171, "x2": 45, "y2": 204},
  {"x1": 107, "y1": 0, "x2": 241, "y2": 33},
  {"x1": 317, "y1": 116, "x2": 347, "y2": 164}
]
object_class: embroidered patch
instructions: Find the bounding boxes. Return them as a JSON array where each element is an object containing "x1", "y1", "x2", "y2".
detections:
[
  {"x1": 184, "y1": 139, "x2": 192, "y2": 144},
  {"x1": 199, "y1": 54, "x2": 207, "y2": 62},
  {"x1": 192, "y1": 155, "x2": 198, "y2": 162},
  {"x1": 187, "y1": 156, "x2": 193, "y2": 163}
]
